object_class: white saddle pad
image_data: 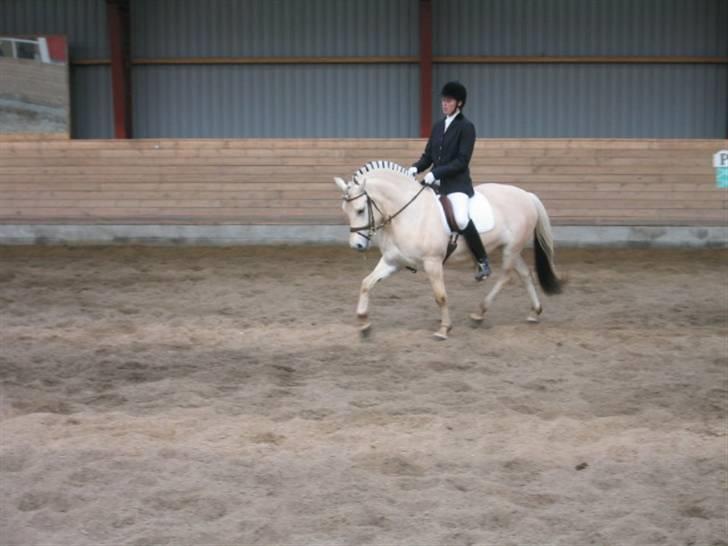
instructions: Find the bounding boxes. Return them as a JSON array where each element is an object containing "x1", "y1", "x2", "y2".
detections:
[{"x1": 435, "y1": 191, "x2": 495, "y2": 235}]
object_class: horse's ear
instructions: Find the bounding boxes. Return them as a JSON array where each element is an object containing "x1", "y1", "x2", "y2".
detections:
[
  {"x1": 334, "y1": 177, "x2": 348, "y2": 193},
  {"x1": 353, "y1": 175, "x2": 366, "y2": 189}
]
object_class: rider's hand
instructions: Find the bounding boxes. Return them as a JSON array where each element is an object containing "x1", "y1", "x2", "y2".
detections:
[
  {"x1": 422, "y1": 172, "x2": 439, "y2": 188},
  {"x1": 407, "y1": 167, "x2": 418, "y2": 177}
]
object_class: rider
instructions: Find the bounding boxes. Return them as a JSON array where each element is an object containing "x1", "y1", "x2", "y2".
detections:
[{"x1": 408, "y1": 81, "x2": 491, "y2": 280}]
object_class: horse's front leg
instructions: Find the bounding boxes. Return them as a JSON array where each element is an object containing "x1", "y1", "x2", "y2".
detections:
[
  {"x1": 423, "y1": 258, "x2": 452, "y2": 340},
  {"x1": 357, "y1": 257, "x2": 398, "y2": 334}
]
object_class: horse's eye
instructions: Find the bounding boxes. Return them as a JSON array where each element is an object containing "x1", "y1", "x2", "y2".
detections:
[{"x1": 356, "y1": 208, "x2": 365, "y2": 215}]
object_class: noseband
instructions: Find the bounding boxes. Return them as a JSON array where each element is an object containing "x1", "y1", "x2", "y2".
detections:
[{"x1": 344, "y1": 185, "x2": 427, "y2": 241}]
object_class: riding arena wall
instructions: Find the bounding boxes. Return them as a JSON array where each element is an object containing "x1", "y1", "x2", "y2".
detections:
[{"x1": 0, "y1": 138, "x2": 725, "y2": 247}]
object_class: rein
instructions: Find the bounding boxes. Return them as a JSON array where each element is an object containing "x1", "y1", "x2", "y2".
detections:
[{"x1": 345, "y1": 184, "x2": 427, "y2": 241}]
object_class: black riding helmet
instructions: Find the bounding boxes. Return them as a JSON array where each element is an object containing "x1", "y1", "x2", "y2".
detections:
[{"x1": 441, "y1": 81, "x2": 467, "y2": 108}]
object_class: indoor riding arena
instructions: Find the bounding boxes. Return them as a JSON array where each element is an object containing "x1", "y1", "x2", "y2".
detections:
[{"x1": 1, "y1": 2, "x2": 726, "y2": 546}]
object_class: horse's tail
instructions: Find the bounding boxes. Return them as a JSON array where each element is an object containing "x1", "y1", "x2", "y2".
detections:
[{"x1": 529, "y1": 193, "x2": 563, "y2": 295}]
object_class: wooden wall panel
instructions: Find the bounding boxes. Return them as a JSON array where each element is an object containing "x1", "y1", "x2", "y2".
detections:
[{"x1": 0, "y1": 139, "x2": 724, "y2": 226}]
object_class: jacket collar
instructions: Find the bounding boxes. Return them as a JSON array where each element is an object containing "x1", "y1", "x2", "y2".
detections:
[
  {"x1": 445, "y1": 109, "x2": 460, "y2": 124},
  {"x1": 442, "y1": 111, "x2": 464, "y2": 124}
]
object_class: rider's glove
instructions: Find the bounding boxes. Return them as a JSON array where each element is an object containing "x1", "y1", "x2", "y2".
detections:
[
  {"x1": 407, "y1": 166, "x2": 418, "y2": 177},
  {"x1": 421, "y1": 172, "x2": 439, "y2": 188}
]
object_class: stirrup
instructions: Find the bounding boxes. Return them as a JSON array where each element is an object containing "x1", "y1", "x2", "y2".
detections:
[{"x1": 475, "y1": 259, "x2": 491, "y2": 281}]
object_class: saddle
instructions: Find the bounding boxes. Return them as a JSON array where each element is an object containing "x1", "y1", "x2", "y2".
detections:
[
  {"x1": 436, "y1": 191, "x2": 496, "y2": 263},
  {"x1": 436, "y1": 191, "x2": 495, "y2": 235}
]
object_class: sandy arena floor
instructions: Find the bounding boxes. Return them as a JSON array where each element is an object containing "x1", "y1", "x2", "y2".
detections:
[{"x1": 0, "y1": 245, "x2": 726, "y2": 546}]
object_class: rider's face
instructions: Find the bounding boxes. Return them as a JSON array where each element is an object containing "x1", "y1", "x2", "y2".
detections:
[{"x1": 441, "y1": 97, "x2": 459, "y2": 116}]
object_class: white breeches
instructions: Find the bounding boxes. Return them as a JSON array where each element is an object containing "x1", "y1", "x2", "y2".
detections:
[{"x1": 447, "y1": 192, "x2": 470, "y2": 231}]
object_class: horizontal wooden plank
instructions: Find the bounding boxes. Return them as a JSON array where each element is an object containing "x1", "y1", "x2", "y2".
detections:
[
  {"x1": 549, "y1": 209, "x2": 727, "y2": 221},
  {"x1": 2, "y1": 199, "x2": 721, "y2": 212},
  {"x1": 4, "y1": 165, "x2": 711, "y2": 176},
  {"x1": 0, "y1": 139, "x2": 425, "y2": 150},
  {"x1": 0, "y1": 210, "x2": 719, "y2": 225},
  {"x1": 0, "y1": 171, "x2": 712, "y2": 183},
  {"x1": 0, "y1": 133, "x2": 69, "y2": 141},
  {"x1": 0, "y1": 199, "x2": 342, "y2": 209},
  {"x1": 0, "y1": 151, "x2": 715, "y2": 166},
  {"x1": 0, "y1": 149, "x2": 415, "y2": 160},
  {"x1": 0, "y1": 170, "x2": 704, "y2": 182},
  {"x1": 0, "y1": 138, "x2": 723, "y2": 149},
  {"x1": 0, "y1": 157, "x2": 417, "y2": 168},
  {"x1": 0, "y1": 213, "x2": 720, "y2": 225},
  {"x1": 0, "y1": 208, "x2": 343, "y2": 221},
  {"x1": 2, "y1": 190, "x2": 725, "y2": 203},
  {"x1": 0, "y1": 179, "x2": 722, "y2": 193},
  {"x1": 541, "y1": 200, "x2": 725, "y2": 210},
  {"x1": 0, "y1": 166, "x2": 409, "y2": 176},
  {"x1": 0, "y1": 156, "x2": 712, "y2": 169},
  {"x1": 0, "y1": 138, "x2": 719, "y2": 151}
]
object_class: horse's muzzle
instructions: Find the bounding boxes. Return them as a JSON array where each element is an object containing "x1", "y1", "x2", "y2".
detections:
[{"x1": 349, "y1": 233, "x2": 369, "y2": 251}]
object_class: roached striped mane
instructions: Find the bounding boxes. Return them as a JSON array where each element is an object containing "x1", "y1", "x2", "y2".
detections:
[{"x1": 353, "y1": 160, "x2": 411, "y2": 183}]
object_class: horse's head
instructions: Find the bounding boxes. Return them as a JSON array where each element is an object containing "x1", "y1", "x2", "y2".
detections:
[
  {"x1": 334, "y1": 175, "x2": 372, "y2": 251},
  {"x1": 335, "y1": 161, "x2": 416, "y2": 251}
]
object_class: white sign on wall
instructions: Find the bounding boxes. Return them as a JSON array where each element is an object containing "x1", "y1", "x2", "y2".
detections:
[{"x1": 714, "y1": 150, "x2": 728, "y2": 188}]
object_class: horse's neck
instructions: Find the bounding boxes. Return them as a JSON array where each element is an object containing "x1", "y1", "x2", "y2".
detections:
[
  {"x1": 366, "y1": 175, "x2": 441, "y2": 257},
  {"x1": 366, "y1": 175, "x2": 426, "y2": 218},
  {"x1": 366, "y1": 175, "x2": 443, "y2": 262}
]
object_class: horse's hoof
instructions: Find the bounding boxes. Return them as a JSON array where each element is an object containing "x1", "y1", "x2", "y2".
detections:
[
  {"x1": 359, "y1": 322, "x2": 372, "y2": 337},
  {"x1": 527, "y1": 315, "x2": 540, "y2": 323},
  {"x1": 470, "y1": 313, "x2": 484, "y2": 322},
  {"x1": 432, "y1": 330, "x2": 448, "y2": 341}
]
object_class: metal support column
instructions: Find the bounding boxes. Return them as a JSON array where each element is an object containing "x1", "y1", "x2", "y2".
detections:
[
  {"x1": 419, "y1": 0, "x2": 433, "y2": 137},
  {"x1": 107, "y1": 0, "x2": 132, "y2": 138}
]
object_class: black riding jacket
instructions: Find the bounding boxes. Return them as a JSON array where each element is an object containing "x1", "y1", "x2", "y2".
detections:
[{"x1": 412, "y1": 112, "x2": 476, "y2": 197}]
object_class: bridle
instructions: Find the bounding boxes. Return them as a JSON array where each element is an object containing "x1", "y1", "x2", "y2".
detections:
[{"x1": 344, "y1": 183, "x2": 427, "y2": 241}]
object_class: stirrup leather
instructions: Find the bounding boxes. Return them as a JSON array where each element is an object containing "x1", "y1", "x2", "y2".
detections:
[{"x1": 443, "y1": 233, "x2": 459, "y2": 264}]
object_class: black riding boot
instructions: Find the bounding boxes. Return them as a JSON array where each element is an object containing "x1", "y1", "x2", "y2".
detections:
[{"x1": 461, "y1": 221, "x2": 491, "y2": 280}]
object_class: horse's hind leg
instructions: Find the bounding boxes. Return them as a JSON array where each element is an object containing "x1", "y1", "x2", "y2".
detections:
[
  {"x1": 470, "y1": 247, "x2": 514, "y2": 323},
  {"x1": 513, "y1": 254, "x2": 542, "y2": 322},
  {"x1": 424, "y1": 258, "x2": 452, "y2": 340},
  {"x1": 357, "y1": 257, "x2": 398, "y2": 333}
]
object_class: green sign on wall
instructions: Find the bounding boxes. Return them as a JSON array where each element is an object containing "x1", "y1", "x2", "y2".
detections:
[{"x1": 714, "y1": 150, "x2": 728, "y2": 188}]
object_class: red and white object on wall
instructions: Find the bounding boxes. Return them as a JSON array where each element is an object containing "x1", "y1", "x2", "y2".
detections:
[
  {"x1": 43, "y1": 35, "x2": 67, "y2": 63},
  {"x1": 0, "y1": 35, "x2": 66, "y2": 63}
]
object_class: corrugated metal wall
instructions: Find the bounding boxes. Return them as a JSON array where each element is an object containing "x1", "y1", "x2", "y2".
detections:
[
  {"x1": 131, "y1": 0, "x2": 417, "y2": 57},
  {"x1": 0, "y1": 0, "x2": 113, "y2": 138},
  {"x1": 70, "y1": 66, "x2": 113, "y2": 138},
  {"x1": 132, "y1": 64, "x2": 418, "y2": 138},
  {"x1": 129, "y1": 0, "x2": 419, "y2": 137},
  {"x1": 435, "y1": 63, "x2": 727, "y2": 138},
  {"x1": 1, "y1": 0, "x2": 726, "y2": 138},
  {"x1": 434, "y1": 0, "x2": 727, "y2": 56},
  {"x1": 432, "y1": 0, "x2": 728, "y2": 138}
]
